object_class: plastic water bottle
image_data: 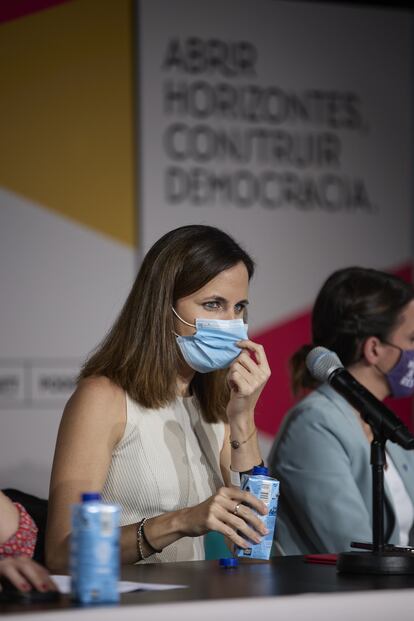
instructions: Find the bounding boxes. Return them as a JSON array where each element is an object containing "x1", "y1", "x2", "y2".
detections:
[{"x1": 70, "y1": 492, "x2": 120, "y2": 604}]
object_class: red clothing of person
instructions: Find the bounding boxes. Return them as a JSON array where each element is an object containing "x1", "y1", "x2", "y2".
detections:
[{"x1": 0, "y1": 502, "x2": 38, "y2": 558}]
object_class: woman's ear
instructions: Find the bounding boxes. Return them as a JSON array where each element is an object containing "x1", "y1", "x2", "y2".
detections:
[{"x1": 361, "y1": 336, "x2": 382, "y2": 365}]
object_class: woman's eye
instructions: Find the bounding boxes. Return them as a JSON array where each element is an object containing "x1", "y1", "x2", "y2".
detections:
[
  {"x1": 235, "y1": 304, "x2": 245, "y2": 313},
  {"x1": 204, "y1": 301, "x2": 220, "y2": 310}
]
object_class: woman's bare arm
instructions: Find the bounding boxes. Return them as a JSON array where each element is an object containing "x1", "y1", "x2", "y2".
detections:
[
  {"x1": 45, "y1": 376, "x2": 126, "y2": 571},
  {"x1": 0, "y1": 491, "x2": 19, "y2": 544}
]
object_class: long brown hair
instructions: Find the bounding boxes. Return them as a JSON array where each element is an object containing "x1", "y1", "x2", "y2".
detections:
[
  {"x1": 291, "y1": 267, "x2": 414, "y2": 396},
  {"x1": 80, "y1": 225, "x2": 255, "y2": 422}
]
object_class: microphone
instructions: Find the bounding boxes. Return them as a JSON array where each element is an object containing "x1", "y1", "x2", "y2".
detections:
[{"x1": 306, "y1": 346, "x2": 414, "y2": 450}]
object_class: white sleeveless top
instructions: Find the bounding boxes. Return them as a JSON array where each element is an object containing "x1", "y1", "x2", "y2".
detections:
[{"x1": 101, "y1": 394, "x2": 225, "y2": 563}]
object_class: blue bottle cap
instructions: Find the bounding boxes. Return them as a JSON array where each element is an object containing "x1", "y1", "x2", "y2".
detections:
[
  {"x1": 219, "y1": 557, "x2": 239, "y2": 568},
  {"x1": 252, "y1": 466, "x2": 268, "y2": 475},
  {"x1": 81, "y1": 492, "x2": 102, "y2": 502}
]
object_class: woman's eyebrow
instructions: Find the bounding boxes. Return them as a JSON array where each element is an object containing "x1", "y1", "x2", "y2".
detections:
[
  {"x1": 200, "y1": 295, "x2": 227, "y2": 302},
  {"x1": 200, "y1": 295, "x2": 249, "y2": 305}
]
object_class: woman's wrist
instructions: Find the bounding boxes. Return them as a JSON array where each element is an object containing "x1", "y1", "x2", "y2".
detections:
[
  {"x1": 229, "y1": 460, "x2": 265, "y2": 486},
  {"x1": 136, "y1": 518, "x2": 164, "y2": 560},
  {"x1": 229, "y1": 426, "x2": 257, "y2": 450},
  {"x1": 142, "y1": 509, "x2": 193, "y2": 555},
  {"x1": 227, "y1": 413, "x2": 255, "y2": 433},
  {"x1": 227, "y1": 421, "x2": 262, "y2": 474}
]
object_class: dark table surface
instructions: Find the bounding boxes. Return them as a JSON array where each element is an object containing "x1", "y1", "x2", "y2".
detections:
[{"x1": 2, "y1": 555, "x2": 414, "y2": 615}]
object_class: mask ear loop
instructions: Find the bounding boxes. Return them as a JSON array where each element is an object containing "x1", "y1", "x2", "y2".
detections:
[
  {"x1": 382, "y1": 340, "x2": 402, "y2": 355},
  {"x1": 374, "y1": 340, "x2": 402, "y2": 376},
  {"x1": 172, "y1": 307, "x2": 197, "y2": 337}
]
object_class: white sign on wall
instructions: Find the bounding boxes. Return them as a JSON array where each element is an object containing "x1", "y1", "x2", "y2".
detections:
[{"x1": 137, "y1": 0, "x2": 413, "y2": 442}]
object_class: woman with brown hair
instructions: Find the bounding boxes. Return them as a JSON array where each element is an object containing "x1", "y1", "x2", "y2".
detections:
[
  {"x1": 46, "y1": 225, "x2": 270, "y2": 569},
  {"x1": 269, "y1": 266, "x2": 414, "y2": 555}
]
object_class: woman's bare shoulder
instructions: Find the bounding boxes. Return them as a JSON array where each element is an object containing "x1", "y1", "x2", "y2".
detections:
[
  {"x1": 77, "y1": 375, "x2": 124, "y2": 397},
  {"x1": 63, "y1": 375, "x2": 126, "y2": 426}
]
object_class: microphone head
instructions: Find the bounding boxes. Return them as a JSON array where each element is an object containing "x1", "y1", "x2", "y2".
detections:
[{"x1": 306, "y1": 346, "x2": 344, "y2": 383}]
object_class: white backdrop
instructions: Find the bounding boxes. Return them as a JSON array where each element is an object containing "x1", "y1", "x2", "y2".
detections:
[
  {"x1": 137, "y1": 0, "x2": 413, "y2": 444},
  {"x1": 0, "y1": 190, "x2": 135, "y2": 496}
]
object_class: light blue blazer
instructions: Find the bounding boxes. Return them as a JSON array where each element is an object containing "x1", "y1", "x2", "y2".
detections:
[{"x1": 268, "y1": 384, "x2": 414, "y2": 555}]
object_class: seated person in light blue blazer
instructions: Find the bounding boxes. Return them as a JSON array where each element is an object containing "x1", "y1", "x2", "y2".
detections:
[{"x1": 269, "y1": 267, "x2": 414, "y2": 555}]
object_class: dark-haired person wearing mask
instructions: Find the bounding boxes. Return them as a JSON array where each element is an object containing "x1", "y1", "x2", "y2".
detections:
[
  {"x1": 269, "y1": 267, "x2": 414, "y2": 555},
  {"x1": 46, "y1": 225, "x2": 270, "y2": 570}
]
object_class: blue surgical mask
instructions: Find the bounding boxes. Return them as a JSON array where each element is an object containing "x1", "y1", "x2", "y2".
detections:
[{"x1": 173, "y1": 308, "x2": 248, "y2": 373}]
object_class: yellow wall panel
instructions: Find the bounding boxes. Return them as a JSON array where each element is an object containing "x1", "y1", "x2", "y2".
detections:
[{"x1": 0, "y1": 0, "x2": 135, "y2": 246}]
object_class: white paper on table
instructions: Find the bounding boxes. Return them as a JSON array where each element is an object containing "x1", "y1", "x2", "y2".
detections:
[{"x1": 52, "y1": 575, "x2": 187, "y2": 594}]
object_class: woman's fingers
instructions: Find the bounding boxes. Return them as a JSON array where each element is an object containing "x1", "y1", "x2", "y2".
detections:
[
  {"x1": 227, "y1": 367, "x2": 255, "y2": 393},
  {"x1": 234, "y1": 353, "x2": 269, "y2": 384},
  {"x1": 186, "y1": 487, "x2": 268, "y2": 549},
  {"x1": 219, "y1": 487, "x2": 267, "y2": 515},
  {"x1": 0, "y1": 557, "x2": 57, "y2": 592},
  {"x1": 236, "y1": 340, "x2": 271, "y2": 374},
  {"x1": 234, "y1": 352, "x2": 261, "y2": 374},
  {"x1": 208, "y1": 488, "x2": 268, "y2": 547},
  {"x1": 0, "y1": 559, "x2": 31, "y2": 591},
  {"x1": 208, "y1": 510, "x2": 261, "y2": 549},
  {"x1": 219, "y1": 521, "x2": 258, "y2": 549},
  {"x1": 227, "y1": 361, "x2": 268, "y2": 396},
  {"x1": 212, "y1": 502, "x2": 268, "y2": 548},
  {"x1": 224, "y1": 503, "x2": 268, "y2": 537},
  {"x1": 229, "y1": 342, "x2": 271, "y2": 390},
  {"x1": 17, "y1": 558, "x2": 57, "y2": 591}
]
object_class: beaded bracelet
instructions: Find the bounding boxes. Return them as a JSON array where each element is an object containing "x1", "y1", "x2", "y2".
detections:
[
  {"x1": 136, "y1": 518, "x2": 147, "y2": 560},
  {"x1": 136, "y1": 517, "x2": 163, "y2": 560}
]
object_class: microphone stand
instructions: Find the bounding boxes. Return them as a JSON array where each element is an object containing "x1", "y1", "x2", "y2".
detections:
[{"x1": 337, "y1": 427, "x2": 414, "y2": 574}]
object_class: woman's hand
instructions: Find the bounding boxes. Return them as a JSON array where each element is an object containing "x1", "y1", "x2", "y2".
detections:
[
  {"x1": 226, "y1": 340, "x2": 271, "y2": 421},
  {"x1": 181, "y1": 486, "x2": 268, "y2": 549},
  {"x1": 0, "y1": 557, "x2": 57, "y2": 593}
]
